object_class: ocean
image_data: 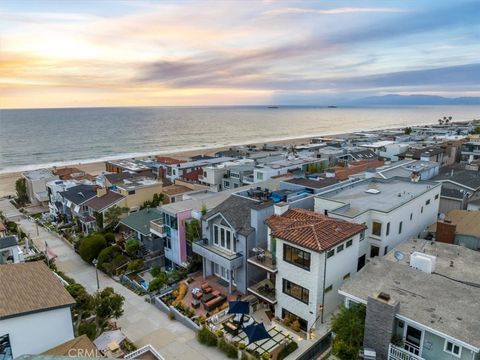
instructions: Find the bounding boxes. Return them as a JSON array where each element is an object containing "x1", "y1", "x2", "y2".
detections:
[{"x1": 1, "y1": 105, "x2": 479, "y2": 173}]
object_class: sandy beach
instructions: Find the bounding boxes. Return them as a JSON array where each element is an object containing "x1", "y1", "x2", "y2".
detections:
[{"x1": 0, "y1": 136, "x2": 315, "y2": 198}]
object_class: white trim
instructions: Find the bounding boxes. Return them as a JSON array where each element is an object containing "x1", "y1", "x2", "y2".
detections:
[
  {"x1": 338, "y1": 290, "x2": 367, "y2": 305},
  {"x1": 444, "y1": 339, "x2": 462, "y2": 358}
]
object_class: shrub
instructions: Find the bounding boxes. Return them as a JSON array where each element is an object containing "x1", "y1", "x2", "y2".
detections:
[
  {"x1": 78, "y1": 322, "x2": 96, "y2": 340},
  {"x1": 261, "y1": 353, "x2": 271, "y2": 360},
  {"x1": 238, "y1": 342, "x2": 246, "y2": 350},
  {"x1": 215, "y1": 330, "x2": 224, "y2": 338},
  {"x1": 79, "y1": 234, "x2": 107, "y2": 263},
  {"x1": 218, "y1": 338, "x2": 238, "y2": 358},
  {"x1": 125, "y1": 239, "x2": 140, "y2": 256},
  {"x1": 151, "y1": 265, "x2": 162, "y2": 277},
  {"x1": 97, "y1": 245, "x2": 120, "y2": 270},
  {"x1": 104, "y1": 233, "x2": 115, "y2": 244},
  {"x1": 127, "y1": 259, "x2": 144, "y2": 272},
  {"x1": 168, "y1": 311, "x2": 175, "y2": 320},
  {"x1": 197, "y1": 327, "x2": 217, "y2": 347},
  {"x1": 241, "y1": 351, "x2": 256, "y2": 360},
  {"x1": 277, "y1": 341, "x2": 298, "y2": 360},
  {"x1": 173, "y1": 283, "x2": 188, "y2": 304},
  {"x1": 148, "y1": 272, "x2": 168, "y2": 292}
]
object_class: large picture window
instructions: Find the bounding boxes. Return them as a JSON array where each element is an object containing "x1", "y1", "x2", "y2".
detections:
[
  {"x1": 282, "y1": 278, "x2": 309, "y2": 304},
  {"x1": 283, "y1": 244, "x2": 311, "y2": 270},
  {"x1": 372, "y1": 221, "x2": 382, "y2": 236},
  {"x1": 213, "y1": 224, "x2": 234, "y2": 252},
  {"x1": 282, "y1": 308, "x2": 308, "y2": 332}
]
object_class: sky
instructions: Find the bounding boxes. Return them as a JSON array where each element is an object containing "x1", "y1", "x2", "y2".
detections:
[{"x1": 1, "y1": 0, "x2": 479, "y2": 108}]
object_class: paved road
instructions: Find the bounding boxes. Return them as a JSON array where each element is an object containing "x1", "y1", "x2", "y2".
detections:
[{"x1": 0, "y1": 199, "x2": 224, "y2": 360}]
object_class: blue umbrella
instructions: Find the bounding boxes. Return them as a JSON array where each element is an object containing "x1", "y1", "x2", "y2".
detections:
[
  {"x1": 243, "y1": 323, "x2": 272, "y2": 344},
  {"x1": 227, "y1": 301, "x2": 250, "y2": 315}
]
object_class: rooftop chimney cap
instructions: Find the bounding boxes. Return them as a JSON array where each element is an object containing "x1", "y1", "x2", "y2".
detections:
[{"x1": 377, "y1": 292, "x2": 391, "y2": 302}]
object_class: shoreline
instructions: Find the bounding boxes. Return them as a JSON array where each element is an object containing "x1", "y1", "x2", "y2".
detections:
[{"x1": 0, "y1": 119, "x2": 470, "y2": 197}]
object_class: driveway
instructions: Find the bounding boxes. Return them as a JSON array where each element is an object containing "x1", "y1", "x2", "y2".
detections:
[{"x1": 0, "y1": 199, "x2": 224, "y2": 360}]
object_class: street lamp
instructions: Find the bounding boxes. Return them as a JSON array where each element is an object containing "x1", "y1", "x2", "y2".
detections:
[{"x1": 92, "y1": 258, "x2": 100, "y2": 291}]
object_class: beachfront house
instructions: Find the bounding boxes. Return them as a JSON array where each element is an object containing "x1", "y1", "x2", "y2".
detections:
[
  {"x1": 314, "y1": 177, "x2": 441, "y2": 264},
  {"x1": 22, "y1": 168, "x2": 59, "y2": 206},
  {"x1": 247, "y1": 206, "x2": 365, "y2": 336},
  {"x1": 0, "y1": 262, "x2": 75, "y2": 359},
  {"x1": 339, "y1": 239, "x2": 480, "y2": 360},
  {"x1": 58, "y1": 184, "x2": 98, "y2": 232}
]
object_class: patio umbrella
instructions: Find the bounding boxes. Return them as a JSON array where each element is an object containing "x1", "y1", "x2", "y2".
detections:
[
  {"x1": 243, "y1": 323, "x2": 272, "y2": 344},
  {"x1": 227, "y1": 301, "x2": 250, "y2": 315}
]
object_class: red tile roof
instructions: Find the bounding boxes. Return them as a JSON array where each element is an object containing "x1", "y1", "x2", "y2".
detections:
[
  {"x1": 328, "y1": 159, "x2": 384, "y2": 180},
  {"x1": 156, "y1": 156, "x2": 185, "y2": 165},
  {"x1": 181, "y1": 168, "x2": 203, "y2": 181},
  {"x1": 266, "y1": 208, "x2": 366, "y2": 252}
]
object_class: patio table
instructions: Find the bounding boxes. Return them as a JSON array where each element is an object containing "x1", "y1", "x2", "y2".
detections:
[{"x1": 201, "y1": 293, "x2": 215, "y2": 304}]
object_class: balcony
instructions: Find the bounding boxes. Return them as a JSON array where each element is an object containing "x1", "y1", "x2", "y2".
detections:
[
  {"x1": 150, "y1": 219, "x2": 166, "y2": 237},
  {"x1": 247, "y1": 249, "x2": 277, "y2": 273},
  {"x1": 388, "y1": 344, "x2": 425, "y2": 360},
  {"x1": 192, "y1": 240, "x2": 244, "y2": 270},
  {"x1": 247, "y1": 278, "x2": 276, "y2": 304}
]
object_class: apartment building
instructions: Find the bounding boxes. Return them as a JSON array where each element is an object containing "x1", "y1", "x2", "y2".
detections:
[
  {"x1": 198, "y1": 159, "x2": 255, "y2": 191},
  {"x1": 339, "y1": 239, "x2": 480, "y2": 360},
  {"x1": 111, "y1": 176, "x2": 162, "y2": 209},
  {"x1": 164, "y1": 157, "x2": 236, "y2": 183},
  {"x1": 246, "y1": 207, "x2": 365, "y2": 336},
  {"x1": 251, "y1": 156, "x2": 323, "y2": 183},
  {"x1": 315, "y1": 177, "x2": 441, "y2": 267}
]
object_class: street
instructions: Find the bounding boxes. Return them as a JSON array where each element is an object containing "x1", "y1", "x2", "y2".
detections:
[{"x1": 0, "y1": 199, "x2": 224, "y2": 360}]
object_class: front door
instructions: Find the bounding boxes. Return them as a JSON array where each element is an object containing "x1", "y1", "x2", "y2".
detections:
[
  {"x1": 357, "y1": 254, "x2": 366, "y2": 271},
  {"x1": 405, "y1": 325, "x2": 422, "y2": 355},
  {"x1": 370, "y1": 245, "x2": 380, "y2": 258}
]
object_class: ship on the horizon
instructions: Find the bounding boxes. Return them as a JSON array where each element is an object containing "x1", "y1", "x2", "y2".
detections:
[
  {"x1": 268, "y1": 105, "x2": 279, "y2": 108},
  {"x1": 327, "y1": 105, "x2": 337, "y2": 108}
]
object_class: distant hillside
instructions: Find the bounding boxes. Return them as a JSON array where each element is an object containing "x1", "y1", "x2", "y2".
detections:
[{"x1": 349, "y1": 94, "x2": 480, "y2": 106}]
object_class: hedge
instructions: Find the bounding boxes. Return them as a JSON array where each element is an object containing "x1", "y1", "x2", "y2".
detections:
[{"x1": 197, "y1": 327, "x2": 218, "y2": 347}]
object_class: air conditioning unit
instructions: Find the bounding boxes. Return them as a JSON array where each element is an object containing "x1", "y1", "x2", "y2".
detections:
[{"x1": 410, "y1": 252, "x2": 436, "y2": 273}]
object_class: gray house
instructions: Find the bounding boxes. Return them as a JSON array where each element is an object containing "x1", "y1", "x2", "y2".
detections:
[{"x1": 192, "y1": 192, "x2": 274, "y2": 294}]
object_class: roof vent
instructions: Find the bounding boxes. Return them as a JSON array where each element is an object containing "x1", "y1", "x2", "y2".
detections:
[
  {"x1": 377, "y1": 292, "x2": 391, "y2": 302},
  {"x1": 365, "y1": 189, "x2": 380, "y2": 194}
]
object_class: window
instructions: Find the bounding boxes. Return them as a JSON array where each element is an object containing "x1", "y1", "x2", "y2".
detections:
[
  {"x1": 435, "y1": 194, "x2": 439, "y2": 200},
  {"x1": 203, "y1": 171, "x2": 207, "y2": 177},
  {"x1": 128, "y1": 190, "x2": 136, "y2": 195},
  {"x1": 384, "y1": 246, "x2": 388, "y2": 255},
  {"x1": 410, "y1": 213, "x2": 413, "y2": 221},
  {"x1": 327, "y1": 249, "x2": 335, "y2": 258},
  {"x1": 372, "y1": 221, "x2": 382, "y2": 236},
  {"x1": 360, "y1": 229, "x2": 365, "y2": 241},
  {"x1": 256, "y1": 172, "x2": 264, "y2": 181},
  {"x1": 343, "y1": 273, "x2": 350, "y2": 280},
  {"x1": 444, "y1": 341, "x2": 461, "y2": 357},
  {"x1": 337, "y1": 244, "x2": 344, "y2": 253},
  {"x1": 165, "y1": 237, "x2": 172, "y2": 249},
  {"x1": 346, "y1": 239, "x2": 353, "y2": 248},
  {"x1": 213, "y1": 224, "x2": 234, "y2": 252},
  {"x1": 426, "y1": 199, "x2": 431, "y2": 205},
  {"x1": 224, "y1": 181, "x2": 230, "y2": 188},
  {"x1": 282, "y1": 309, "x2": 308, "y2": 332},
  {"x1": 324, "y1": 284, "x2": 333, "y2": 293},
  {"x1": 234, "y1": 183, "x2": 239, "y2": 188},
  {"x1": 421, "y1": 206, "x2": 424, "y2": 214},
  {"x1": 386, "y1": 222, "x2": 390, "y2": 236},
  {"x1": 284, "y1": 244, "x2": 311, "y2": 270},
  {"x1": 398, "y1": 221, "x2": 403, "y2": 234},
  {"x1": 283, "y1": 279, "x2": 309, "y2": 304}
]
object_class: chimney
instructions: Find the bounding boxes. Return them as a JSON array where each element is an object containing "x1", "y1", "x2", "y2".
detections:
[
  {"x1": 274, "y1": 202, "x2": 289, "y2": 216},
  {"x1": 436, "y1": 220, "x2": 456, "y2": 244},
  {"x1": 97, "y1": 187, "x2": 107, "y2": 197}
]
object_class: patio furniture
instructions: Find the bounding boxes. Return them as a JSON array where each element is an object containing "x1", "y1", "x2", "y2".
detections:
[
  {"x1": 193, "y1": 291, "x2": 203, "y2": 300},
  {"x1": 201, "y1": 282, "x2": 213, "y2": 294},
  {"x1": 204, "y1": 295, "x2": 227, "y2": 312},
  {"x1": 191, "y1": 299, "x2": 200, "y2": 309},
  {"x1": 201, "y1": 293, "x2": 215, "y2": 304},
  {"x1": 212, "y1": 290, "x2": 221, "y2": 296},
  {"x1": 223, "y1": 320, "x2": 239, "y2": 336}
]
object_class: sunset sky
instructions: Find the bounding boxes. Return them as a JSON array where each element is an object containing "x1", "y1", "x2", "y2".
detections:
[{"x1": 1, "y1": 0, "x2": 479, "y2": 108}]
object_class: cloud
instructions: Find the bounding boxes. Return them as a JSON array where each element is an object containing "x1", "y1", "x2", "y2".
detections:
[{"x1": 263, "y1": 7, "x2": 406, "y2": 17}]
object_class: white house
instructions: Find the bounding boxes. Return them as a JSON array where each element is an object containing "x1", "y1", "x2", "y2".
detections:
[
  {"x1": 0, "y1": 236, "x2": 24, "y2": 264},
  {"x1": 314, "y1": 177, "x2": 441, "y2": 268},
  {"x1": 22, "y1": 169, "x2": 58, "y2": 206},
  {"x1": 248, "y1": 207, "x2": 366, "y2": 336},
  {"x1": 0, "y1": 261, "x2": 75, "y2": 359}
]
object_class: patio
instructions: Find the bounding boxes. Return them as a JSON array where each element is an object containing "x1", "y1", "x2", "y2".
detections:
[
  {"x1": 208, "y1": 308, "x2": 295, "y2": 359},
  {"x1": 181, "y1": 272, "x2": 245, "y2": 317}
]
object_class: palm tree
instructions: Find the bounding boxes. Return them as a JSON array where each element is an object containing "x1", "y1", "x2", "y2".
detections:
[
  {"x1": 287, "y1": 144, "x2": 298, "y2": 157},
  {"x1": 438, "y1": 118, "x2": 444, "y2": 125}
]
